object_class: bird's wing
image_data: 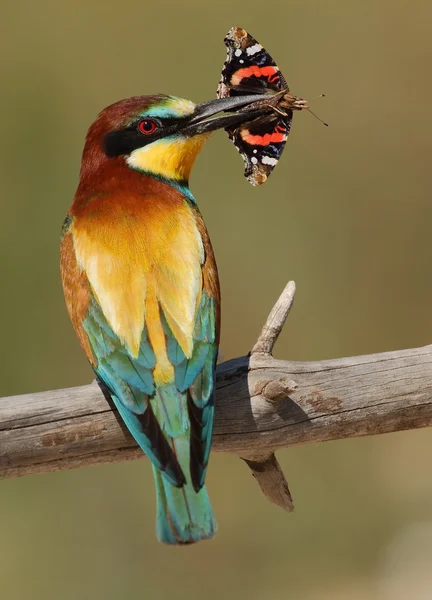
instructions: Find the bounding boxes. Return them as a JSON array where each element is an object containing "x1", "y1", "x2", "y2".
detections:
[
  {"x1": 60, "y1": 198, "x2": 219, "y2": 489},
  {"x1": 61, "y1": 225, "x2": 186, "y2": 486},
  {"x1": 164, "y1": 226, "x2": 219, "y2": 491}
]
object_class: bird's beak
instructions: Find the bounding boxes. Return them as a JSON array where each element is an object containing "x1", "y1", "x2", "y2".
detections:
[{"x1": 183, "y1": 94, "x2": 271, "y2": 135}]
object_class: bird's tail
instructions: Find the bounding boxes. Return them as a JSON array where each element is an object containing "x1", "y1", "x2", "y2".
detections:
[{"x1": 152, "y1": 436, "x2": 217, "y2": 545}]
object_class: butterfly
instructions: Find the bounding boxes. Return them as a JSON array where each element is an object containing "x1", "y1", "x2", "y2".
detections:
[{"x1": 217, "y1": 27, "x2": 314, "y2": 186}]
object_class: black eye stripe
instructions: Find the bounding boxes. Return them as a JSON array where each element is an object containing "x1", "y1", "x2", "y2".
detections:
[
  {"x1": 103, "y1": 115, "x2": 192, "y2": 158},
  {"x1": 128, "y1": 116, "x2": 188, "y2": 130},
  {"x1": 124, "y1": 117, "x2": 163, "y2": 131}
]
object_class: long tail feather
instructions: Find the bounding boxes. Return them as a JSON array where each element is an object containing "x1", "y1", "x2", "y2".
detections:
[
  {"x1": 147, "y1": 383, "x2": 217, "y2": 544},
  {"x1": 153, "y1": 465, "x2": 217, "y2": 544}
]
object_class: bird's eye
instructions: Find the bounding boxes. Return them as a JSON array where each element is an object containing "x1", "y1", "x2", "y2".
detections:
[{"x1": 137, "y1": 119, "x2": 157, "y2": 135}]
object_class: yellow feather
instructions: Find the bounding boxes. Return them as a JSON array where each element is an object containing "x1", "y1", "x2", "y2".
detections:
[
  {"x1": 71, "y1": 197, "x2": 204, "y2": 377},
  {"x1": 145, "y1": 291, "x2": 174, "y2": 384},
  {"x1": 127, "y1": 134, "x2": 211, "y2": 182},
  {"x1": 72, "y1": 225, "x2": 147, "y2": 357}
]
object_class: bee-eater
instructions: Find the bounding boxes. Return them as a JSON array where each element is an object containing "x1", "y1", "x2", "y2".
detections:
[{"x1": 60, "y1": 93, "x2": 268, "y2": 544}]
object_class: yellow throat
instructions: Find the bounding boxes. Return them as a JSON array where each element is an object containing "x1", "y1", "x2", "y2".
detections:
[{"x1": 127, "y1": 132, "x2": 211, "y2": 182}]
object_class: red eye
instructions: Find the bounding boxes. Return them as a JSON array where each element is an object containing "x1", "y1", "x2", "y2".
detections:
[{"x1": 138, "y1": 119, "x2": 157, "y2": 135}]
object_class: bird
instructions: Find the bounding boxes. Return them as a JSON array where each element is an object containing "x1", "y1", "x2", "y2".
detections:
[{"x1": 60, "y1": 92, "x2": 269, "y2": 545}]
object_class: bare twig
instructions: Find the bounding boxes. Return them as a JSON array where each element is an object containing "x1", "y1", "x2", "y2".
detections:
[
  {"x1": 1, "y1": 281, "x2": 432, "y2": 513},
  {"x1": 251, "y1": 280, "x2": 296, "y2": 355},
  {"x1": 244, "y1": 455, "x2": 294, "y2": 512},
  {"x1": 247, "y1": 281, "x2": 297, "y2": 508}
]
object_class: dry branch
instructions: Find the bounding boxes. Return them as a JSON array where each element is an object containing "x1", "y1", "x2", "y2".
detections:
[{"x1": 1, "y1": 281, "x2": 432, "y2": 511}]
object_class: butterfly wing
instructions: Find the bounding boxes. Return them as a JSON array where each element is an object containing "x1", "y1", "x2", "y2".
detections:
[
  {"x1": 217, "y1": 27, "x2": 288, "y2": 98},
  {"x1": 229, "y1": 113, "x2": 292, "y2": 186},
  {"x1": 217, "y1": 26, "x2": 291, "y2": 186}
]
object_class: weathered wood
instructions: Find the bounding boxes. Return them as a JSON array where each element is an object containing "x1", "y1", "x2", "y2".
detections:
[
  {"x1": 251, "y1": 280, "x2": 296, "y2": 355},
  {"x1": 1, "y1": 281, "x2": 432, "y2": 510},
  {"x1": 244, "y1": 454, "x2": 294, "y2": 512}
]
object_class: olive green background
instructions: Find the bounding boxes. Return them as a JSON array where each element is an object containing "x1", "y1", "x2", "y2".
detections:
[{"x1": 2, "y1": 1, "x2": 432, "y2": 598}]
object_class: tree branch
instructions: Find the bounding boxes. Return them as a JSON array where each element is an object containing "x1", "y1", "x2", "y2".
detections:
[{"x1": 1, "y1": 281, "x2": 432, "y2": 513}]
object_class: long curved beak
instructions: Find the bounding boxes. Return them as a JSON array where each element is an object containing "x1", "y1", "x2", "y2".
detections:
[{"x1": 183, "y1": 94, "x2": 270, "y2": 135}]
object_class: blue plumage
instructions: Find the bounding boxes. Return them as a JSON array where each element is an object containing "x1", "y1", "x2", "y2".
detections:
[{"x1": 83, "y1": 291, "x2": 217, "y2": 543}]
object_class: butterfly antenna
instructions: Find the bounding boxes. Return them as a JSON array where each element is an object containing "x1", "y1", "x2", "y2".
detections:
[
  {"x1": 306, "y1": 107, "x2": 328, "y2": 127},
  {"x1": 311, "y1": 93, "x2": 326, "y2": 101}
]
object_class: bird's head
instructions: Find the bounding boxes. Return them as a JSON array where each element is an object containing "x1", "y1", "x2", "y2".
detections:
[{"x1": 80, "y1": 94, "x2": 268, "y2": 189}]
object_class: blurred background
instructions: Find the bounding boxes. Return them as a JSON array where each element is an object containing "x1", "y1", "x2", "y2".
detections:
[{"x1": 1, "y1": 0, "x2": 432, "y2": 598}]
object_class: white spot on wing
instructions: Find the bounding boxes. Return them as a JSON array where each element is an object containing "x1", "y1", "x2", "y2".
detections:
[
  {"x1": 235, "y1": 49, "x2": 242, "y2": 57},
  {"x1": 262, "y1": 156, "x2": 278, "y2": 166},
  {"x1": 251, "y1": 157, "x2": 258, "y2": 164},
  {"x1": 246, "y1": 43, "x2": 262, "y2": 56}
]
